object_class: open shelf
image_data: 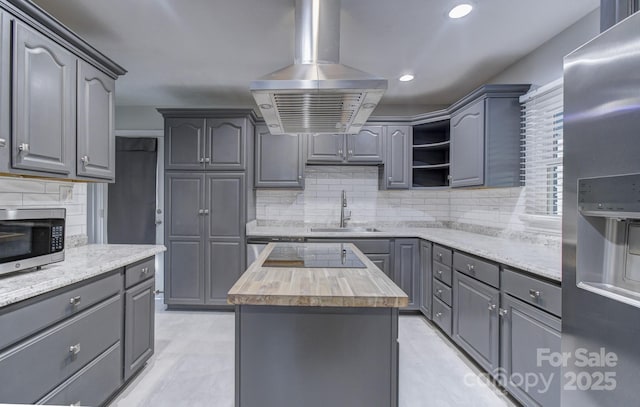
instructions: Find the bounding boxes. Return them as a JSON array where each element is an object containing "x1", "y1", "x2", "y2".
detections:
[{"x1": 411, "y1": 119, "x2": 450, "y2": 188}]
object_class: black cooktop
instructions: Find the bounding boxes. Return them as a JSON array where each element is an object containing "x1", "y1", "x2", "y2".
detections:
[{"x1": 263, "y1": 243, "x2": 366, "y2": 268}]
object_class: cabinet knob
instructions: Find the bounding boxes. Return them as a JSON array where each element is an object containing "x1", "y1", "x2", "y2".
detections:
[
  {"x1": 298, "y1": 175, "x2": 303, "y2": 180},
  {"x1": 0, "y1": 138, "x2": 6, "y2": 148},
  {"x1": 69, "y1": 296, "x2": 81, "y2": 306},
  {"x1": 338, "y1": 149, "x2": 343, "y2": 156},
  {"x1": 198, "y1": 209, "x2": 204, "y2": 214},
  {"x1": 435, "y1": 312, "x2": 443, "y2": 318},
  {"x1": 204, "y1": 157, "x2": 210, "y2": 163},
  {"x1": 529, "y1": 289, "x2": 541, "y2": 299},
  {"x1": 141, "y1": 267, "x2": 151, "y2": 274},
  {"x1": 348, "y1": 149, "x2": 353, "y2": 156},
  {"x1": 487, "y1": 303, "x2": 497, "y2": 311},
  {"x1": 467, "y1": 264, "x2": 474, "y2": 272},
  {"x1": 18, "y1": 143, "x2": 29, "y2": 152},
  {"x1": 69, "y1": 343, "x2": 81, "y2": 356},
  {"x1": 499, "y1": 308, "x2": 509, "y2": 317},
  {"x1": 80, "y1": 155, "x2": 90, "y2": 166},
  {"x1": 388, "y1": 177, "x2": 392, "y2": 182},
  {"x1": 203, "y1": 209, "x2": 209, "y2": 215},
  {"x1": 437, "y1": 270, "x2": 443, "y2": 275},
  {"x1": 447, "y1": 174, "x2": 452, "y2": 180},
  {"x1": 436, "y1": 289, "x2": 443, "y2": 296}
]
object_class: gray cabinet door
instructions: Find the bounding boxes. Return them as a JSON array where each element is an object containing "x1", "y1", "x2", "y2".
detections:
[
  {"x1": 394, "y1": 239, "x2": 420, "y2": 310},
  {"x1": 255, "y1": 125, "x2": 304, "y2": 188},
  {"x1": 450, "y1": 99, "x2": 485, "y2": 187},
  {"x1": 368, "y1": 253, "x2": 392, "y2": 277},
  {"x1": 501, "y1": 294, "x2": 561, "y2": 407},
  {"x1": 206, "y1": 118, "x2": 245, "y2": 170},
  {"x1": 385, "y1": 126, "x2": 410, "y2": 189},
  {"x1": 0, "y1": 11, "x2": 9, "y2": 171},
  {"x1": 307, "y1": 134, "x2": 344, "y2": 162},
  {"x1": 452, "y1": 271, "x2": 500, "y2": 374},
  {"x1": 76, "y1": 60, "x2": 115, "y2": 180},
  {"x1": 165, "y1": 118, "x2": 206, "y2": 170},
  {"x1": 206, "y1": 241, "x2": 244, "y2": 305},
  {"x1": 346, "y1": 125, "x2": 384, "y2": 163},
  {"x1": 124, "y1": 278, "x2": 155, "y2": 381},
  {"x1": 165, "y1": 172, "x2": 205, "y2": 304},
  {"x1": 206, "y1": 173, "x2": 245, "y2": 239},
  {"x1": 420, "y1": 241, "x2": 432, "y2": 319},
  {"x1": 12, "y1": 21, "x2": 76, "y2": 175}
]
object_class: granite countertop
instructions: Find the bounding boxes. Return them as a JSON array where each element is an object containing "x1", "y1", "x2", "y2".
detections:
[
  {"x1": 228, "y1": 243, "x2": 409, "y2": 308},
  {"x1": 0, "y1": 244, "x2": 166, "y2": 308},
  {"x1": 246, "y1": 223, "x2": 561, "y2": 282}
]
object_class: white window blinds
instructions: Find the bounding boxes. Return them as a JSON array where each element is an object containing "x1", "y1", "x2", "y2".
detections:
[{"x1": 520, "y1": 79, "x2": 563, "y2": 217}]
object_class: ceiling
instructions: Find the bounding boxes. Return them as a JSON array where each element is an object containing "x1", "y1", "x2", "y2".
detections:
[{"x1": 33, "y1": 0, "x2": 599, "y2": 115}]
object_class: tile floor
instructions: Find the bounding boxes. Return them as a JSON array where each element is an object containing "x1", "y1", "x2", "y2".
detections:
[{"x1": 110, "y1": 299, "x2": 516, "y2": 407}]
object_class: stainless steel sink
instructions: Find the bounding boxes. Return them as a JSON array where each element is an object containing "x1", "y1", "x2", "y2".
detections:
[{"x1": 310, "y1": 227, "x2": 381, "y2": 233}]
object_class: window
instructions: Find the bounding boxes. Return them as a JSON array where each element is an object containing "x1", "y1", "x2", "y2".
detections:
[{"x1": 520, "y1": 79, "x2": 563, "y2": 227}]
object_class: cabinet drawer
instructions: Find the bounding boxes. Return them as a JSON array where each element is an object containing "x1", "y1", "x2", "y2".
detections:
[
  {"x1": 433, "y1": 279, "x2": 452, "y2": 306},
  {"x1": 432, "y1": 296, "x2": 452, "y2": 337},
  {"x1": 0, "y1": 271, "x2": 122, "y2": 351},
  {"x1": 502, "y1": 269, "x2": 561, "y2": 317},
  {"x1": 125, "y1": 256, "x2": 155, "y2": 289},
  {"x1": 454, "y1": 252, "x2": 499, "y2": 288},
  {"x1": 433, "y1": 261, "x2": 452, "y2": 286},
  {"x1": 0, "y1": 295, "x2": 122, "y2": 404},
  {"x1": 38, "y1": 342, "x2": 122, "y2": 406},
  {"x1": 432, "y1": 244, "x2": 452, "y2": 267}
]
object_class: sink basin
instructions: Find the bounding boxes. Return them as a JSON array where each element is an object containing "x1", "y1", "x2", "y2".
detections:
[{"x1": 310, "y1": 227, "x2": 381, "y2": 233}]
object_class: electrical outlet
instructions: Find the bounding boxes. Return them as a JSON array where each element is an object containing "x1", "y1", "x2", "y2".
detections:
[{"x1": 60, "y1": 185, "x2": 73, "y2": 202}]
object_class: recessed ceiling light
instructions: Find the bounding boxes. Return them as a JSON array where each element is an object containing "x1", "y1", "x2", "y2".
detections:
[
  {"x1": 399, "y1": 74, "x2": 414, "y2": 82},
  {"x1": 449, "y1": 4, "x2": 473, "y2": 19}
]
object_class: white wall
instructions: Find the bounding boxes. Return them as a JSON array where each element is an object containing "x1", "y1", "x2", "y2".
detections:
[
  {"x1": 0, "y1": 176, "x2": 88, "y2": 244},
  {"x1": 489, "y1": 9, "x2": 600, "y2": 87},
  {"x1": 115, "y1": 106, "x2": 164, "y2": 130}
]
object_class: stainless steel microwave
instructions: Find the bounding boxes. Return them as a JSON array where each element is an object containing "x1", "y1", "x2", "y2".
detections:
[{"x1": 0, "y1": 208, "x2": 65, "y2": 276}]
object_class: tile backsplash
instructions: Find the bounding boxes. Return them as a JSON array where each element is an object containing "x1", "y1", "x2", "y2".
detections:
[
  {"x1": 256, "y1": 166, "x2": 557, "y2": 242},
  {"x1": 0, "y1": 176, "x2": 87, "y2": 242}
]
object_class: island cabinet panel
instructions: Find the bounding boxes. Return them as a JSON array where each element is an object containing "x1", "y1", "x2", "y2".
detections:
[
  {"x1": 393, "y1": 239, "x2": 420, "y2": 310},
  {"x1": 452, "y1": 271, "x2": 500, "y2": 375},
  {"x1": 12, "y1": 20, "x2": 76, "y2": 175},
  {"x1": 500, "y1": 293, "x2": 561, "y2": 407},
  {"x1": 76, "y1": 60, "x2": 115, "y2": 180},
  {"x1": 206, "y1": 241, "x2": 243, "y2": 305},
  {"x1": 254, "y1": 124, "x2": 304, "y2": 188},
  {"x1": 236, "y1": 305, "x2": 399, "y2": 407},
  {"x1": 419, "y1": 240, "x2": 432, "y2": 319}
]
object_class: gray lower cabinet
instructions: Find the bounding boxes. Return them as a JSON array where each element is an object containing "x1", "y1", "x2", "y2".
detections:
[
  {"x1": 306, "y1": 125, "x2": 384, "y2": 164},
  {"x1": 367, "y1": 253, "x2": 392, "y2": 277},
  {"x1": 12, "y1": 20, "x2": 77, "y2": 175},
  {"x1": 124, "y1": 276, "x2": 155, "y2": 381},
  {"x1": 255, "y1": 124, "x2": 304, "y2": 188},
  {"x1": 419, "y1": 241, "x2": 432, "y2": 319},
  {"x1": 393, "y1": 239, "x2": 420, "y2": 310},
  {"x1": 76, "y1": 60, "x2": 115, "y2": 180},
  {"x1": 500, "y1": 293, "x2": 561, "y2": 407},
  {"x1": 165, "y1": 171, "x2": 245, "y2": 307},
  {"x1": 452, "y1": 270, "x2": 500, "y2": 374},
  {"x1": 384, "y1": 126, "x2": 411, "y2": 189},
  {"x1": 449, "y1": 85, "x2": 529, "y2": 188}
]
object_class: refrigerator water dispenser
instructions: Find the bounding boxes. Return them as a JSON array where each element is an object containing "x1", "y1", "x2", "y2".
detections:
[{"x1": 577, "y1": 173, "x2": 640, "y2": 308}]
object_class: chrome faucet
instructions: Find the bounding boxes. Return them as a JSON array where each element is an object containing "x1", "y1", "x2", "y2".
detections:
[{"x1": 339, "y1": 190, "x2": 351, "y2": 228}]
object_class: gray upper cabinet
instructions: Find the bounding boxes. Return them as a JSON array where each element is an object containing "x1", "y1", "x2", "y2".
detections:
[
  {"x1": 500, "y1": 293, "x2": 561, "y2": 407},
  {"x1": 452, "y1": 270, "x2": 500, "y2": 374},
  {"x1": 0, "y1": 11, "x2": 9, "y2": 171},
  {"x1": 307, "y1": 125, "x2": 384, "y2": 164},
  {"x1": 385, "y1": 125, "x2": 411, "y2": 189},
  {"x1": 449, "y1": 85, "x2": 530, "y2": 188},
  {"x1": 76, "y1": 60, "x2": 115, "y2": 180},
  {"x1": 419, "y1": 241, "x2": 432, "y2": 319},
  {"x1": 12, "y1": 20, "x2": 76, "y2": 175},
  {"x1": 345, "y1": 125, "x2": 384, "y2": 163},
  {"x1": 206, "y1": 118, "x2": 246, "y2": 170},
  {"x1": 255, "y1": 124, "x2": 304, "y2": 188},
  {"x1": 450, "y1": 99, "x2": 485, "y2": 187},
  {"x1": 307, "y1": 133, "x2": 344, "y2": 163},
  {"x1": 394, "y1": 239, "x2": 420, "y2": 310},
  {"x1": 165, "y1": 118, "x2": 206, "y2": 170}
]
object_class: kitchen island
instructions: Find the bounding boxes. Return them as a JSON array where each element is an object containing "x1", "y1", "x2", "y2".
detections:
[{"x1": 228, "y1": 242, "x2": 408, "y2": 407}]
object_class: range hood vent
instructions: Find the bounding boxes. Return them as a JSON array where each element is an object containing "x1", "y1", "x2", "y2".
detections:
[{"x1": 250, "y1": 0, "x2": 387, "y2": 135}]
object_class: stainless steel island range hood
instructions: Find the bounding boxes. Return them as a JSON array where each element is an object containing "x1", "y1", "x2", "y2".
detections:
[{"x1": 250, "y1": 0, "x2": 387, "y2": 135}]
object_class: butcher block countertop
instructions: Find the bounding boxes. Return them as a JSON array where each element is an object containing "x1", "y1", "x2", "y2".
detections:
[{"x1": 227, "y1": 243, "x2": 409, "y2": 308}]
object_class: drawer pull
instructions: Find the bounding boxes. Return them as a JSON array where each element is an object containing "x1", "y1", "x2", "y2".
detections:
[
  {"x1": 467, "y1": 264, "x2": 475, "y2": 272},
  {"x1": 141, "y1": 267, "x2": 151, "y2": 274},
  {"x1": 69, "y1": 296, "x2": 81, "y2": 306},
  {"x1": 199, "y1": 157, "x2": 205, "y2": 163},
  {"x1": 436, "y1": 289, "x2": 443, "y2": 296},
  {"x1": 435, "y1": 312, "x2": 443, "y2": 318},
  {"x1": 18, "y1": 143, "x2": 29, "y2": 152},
  {"x1": 437, "y1": 270, "x2": 443, "y2": 275},
  {"x1": 529, "y1": 289, "x2": 541, "y2": 299},
  {"x1": 487, "y1": 303, "x2": 497, "y2": 311},
  {"x1": 69, "y1": 343, "x2": 81, "y2": 356},
  {"x1": 437, "y1": 252, "x2": 443, "y2": 259},
  {"x1": 499, "y1": 308, "x2": 508, "y2": 317}
]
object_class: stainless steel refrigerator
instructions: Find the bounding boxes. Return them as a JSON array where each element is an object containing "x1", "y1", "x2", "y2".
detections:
[{"x1": 563, "y1": 11, "x2": 640, "y2": 406}]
